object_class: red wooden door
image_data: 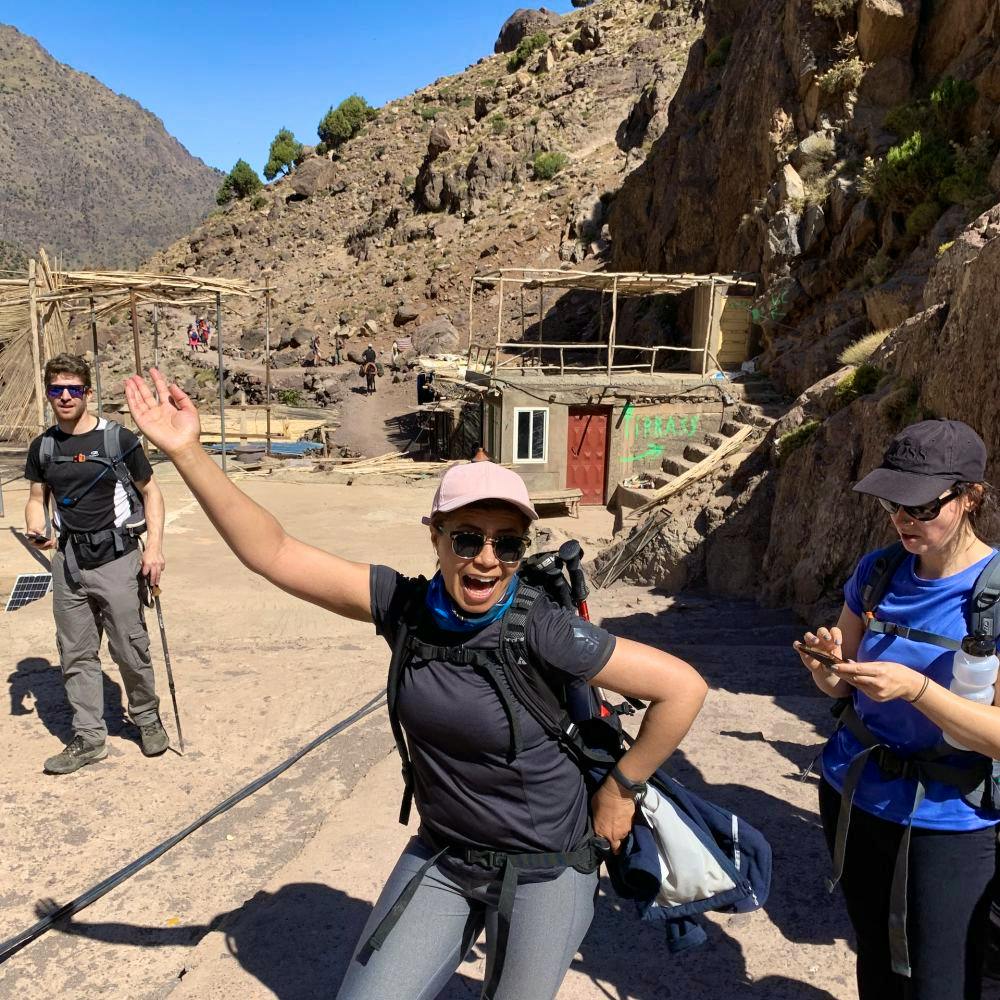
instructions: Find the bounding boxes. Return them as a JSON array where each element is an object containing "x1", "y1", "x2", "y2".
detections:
[{"x1": 566, "y1": 407, "x2": 610, "y2": 504}]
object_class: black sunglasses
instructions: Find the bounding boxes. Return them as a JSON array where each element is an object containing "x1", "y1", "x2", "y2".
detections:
[
  {"x1": 878, "y1": 487, "x2": 964, "y2": 521},
  {"x1": 46, "y1": 384, "x2": 87, "y2": 399},
  {"x1": 440, "y1": 527, "x2": 528, "y2": 564}
]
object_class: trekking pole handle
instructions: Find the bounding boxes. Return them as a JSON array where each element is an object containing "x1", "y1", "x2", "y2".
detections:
[{"x1": 558, "y1": 540, "x2": 590, "y2": 615}]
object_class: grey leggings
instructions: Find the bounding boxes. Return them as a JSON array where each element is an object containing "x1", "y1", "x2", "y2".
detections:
[{"x1": 336, "y1": 837, "x2": 598, "y2": 1000}]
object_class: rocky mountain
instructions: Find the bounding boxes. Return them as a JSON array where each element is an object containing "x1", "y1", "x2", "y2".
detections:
[
  {"x1": 0, "y1": 24, "x2": 221, "y2": 268},
  {"x1": 142, "y1": 1, "x2": 703, "y2": 376},
  {"x1": 601, "y1": 0, "x2": 1000, "y2": 613}
]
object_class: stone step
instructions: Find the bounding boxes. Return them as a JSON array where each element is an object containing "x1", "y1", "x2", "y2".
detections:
[
  {"x1": 683, "y1": 441, "x2": 715, "y2": 463},
  {"x1": 660, "y1": 454, "x2": 694, "y2": 477},
  {"x1": 702, "y1": 432, "x2": 728, "y2": 449},
  {"x1": 720, "y1": 420, "x2": 745, "y2": 437}
]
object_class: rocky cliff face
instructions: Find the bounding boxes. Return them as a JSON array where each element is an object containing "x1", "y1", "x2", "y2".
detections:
[
  {"x1": 597, "y1": 0, "x2": 1000, "y2": 613},
  {"x1": 610, "y1": 0, "x2": 1000, "y2": 396},
  {"x1": 762, "y1": 204, "x2": 1000, "y2": 616}
]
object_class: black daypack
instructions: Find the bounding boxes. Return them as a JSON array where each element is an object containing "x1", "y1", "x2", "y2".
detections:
[
  {"x1": 826, "y1": 541, "x2": 1000, "y2": 978},
  {"x1": 38, "y1": 420, "x2": 146, "y2": 580}
]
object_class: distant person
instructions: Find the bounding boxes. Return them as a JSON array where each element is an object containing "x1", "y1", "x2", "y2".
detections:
[
  {"x1": 23, "y1": 354, "x2": 169, "y2": 774},
  {"x1": 391, "y1": 340, "x2": 400, "y2": 366},
  {"x1": 332, "y1": 333, "x2": 342, "y2": 366},
  {"x1": 310, "y1": 334, "x2": 321, "y2": 367},
  {"x1": 796, "y1": 419, "x2": 1000, "y2": 1000},
  {"x1": 416, "y1": 370, "x2": 437, "y2": 405},
  {"x1": 187, "y1": 325, "x2": 199, "y2": 353},
  {"x1": 122, "y1": 367, "x2": 707, "y2": 1000},
  {"x1": 362, "y1": 344, "x2": 377, "y2": 365},
  {"x1": 198, "y1": 319, "x2": 210, "y2": 352}
]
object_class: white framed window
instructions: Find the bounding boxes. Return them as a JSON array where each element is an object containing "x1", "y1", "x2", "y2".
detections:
[{"x1": 514, "y1": 407, "x2": 547, "y2": 463}]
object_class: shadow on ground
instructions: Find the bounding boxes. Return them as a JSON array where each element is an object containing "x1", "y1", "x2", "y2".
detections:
[
  {"x1": 34, "y1": 883, "x2": 481, "y2": 1000},
  {"x1": 8, "y1": 656, "x2": 141, "y2": 750}
]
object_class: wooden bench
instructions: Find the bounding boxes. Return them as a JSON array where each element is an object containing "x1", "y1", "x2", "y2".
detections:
[{"x1": 529, "y1": 488, "x2": 583, "y2": 519}]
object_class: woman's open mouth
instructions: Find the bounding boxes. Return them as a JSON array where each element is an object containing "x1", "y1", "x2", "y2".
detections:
[{"x1": 461, "y1": 574, "x2": 499, "y2": 606}]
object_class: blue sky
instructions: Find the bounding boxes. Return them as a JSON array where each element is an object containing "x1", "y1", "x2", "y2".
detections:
[{"x1": 6, "y1": 1, "x2": 577, "y2": 173}]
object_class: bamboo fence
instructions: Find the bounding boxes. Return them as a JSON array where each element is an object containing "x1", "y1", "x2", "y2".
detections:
[{"x1": 0, "y1": 252, "x2": 251, "y2": 442}]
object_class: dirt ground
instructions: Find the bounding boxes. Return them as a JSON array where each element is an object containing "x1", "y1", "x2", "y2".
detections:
[{"x1": 0, "y1": 464, "x2": 987, "y2": 1000}]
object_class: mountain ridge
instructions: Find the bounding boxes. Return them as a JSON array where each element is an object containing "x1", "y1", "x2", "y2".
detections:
[{"x1": 0, "y1": 23, "x2": 221, "y2": 269}]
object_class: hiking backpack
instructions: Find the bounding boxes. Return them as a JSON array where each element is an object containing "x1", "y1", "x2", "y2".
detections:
[
  {"x1": 372, "y1": 543, "x2": 771, "y2": 985},
  {"x1": 38, "y1": 419, "x2": 146, "y2": 580}
]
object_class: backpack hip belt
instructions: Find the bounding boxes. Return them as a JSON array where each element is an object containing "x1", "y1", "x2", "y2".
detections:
[
  {"x1": 829, "y1": 701, "x2": 994, "y2": 978},
  {"x1": 363, "y1": 831, "x2": 603, "y2": 1000}
]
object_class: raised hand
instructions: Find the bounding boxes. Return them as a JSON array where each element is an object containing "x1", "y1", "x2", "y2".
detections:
[{"x1": 124, "y1": 368, "x2": 201, "y2": 457}]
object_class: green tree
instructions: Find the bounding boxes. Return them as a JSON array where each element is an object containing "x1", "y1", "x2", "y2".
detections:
[
  {"x1": 217, "y1": 159, "x2": 263, "y2": 205},
  {"x1": 263, "y1": 127, "x2": 303, "y2": 181},
  {"x1": 317, "y1": 95, "x2": 378, "y2": 150}
]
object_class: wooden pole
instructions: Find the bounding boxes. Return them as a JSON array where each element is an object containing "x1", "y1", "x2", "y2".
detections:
[
  {"x1": 264, "y1": 281, "x2": 272, "y2": 457},
  {"x1": 703, "y1": 278, "x2": 717, "y2": 376},
  {"x1": 152, "y1": 304, "x2": 160, "y2": 370},
  {"x1": 495, "y1": 278, "x2": 505, "y2": 355},
  {"x1": 89, "y1": 296, "x2": 103, "y2": 417},
  {"x1": 216, "y1": 292, "x2": 227, "y2": 473},
  {"x1": 467, "y1": 278, "x2": 476, "y2": 351},
  {"x1": 28, "y1": 259, "x2": 45, "y2": 434},
  {"x1": 608, "y1": 275, "x2": 619, "y2": 379},
  {"x1": 129, "y1": 289, "x2": 142, "y2": 374}
]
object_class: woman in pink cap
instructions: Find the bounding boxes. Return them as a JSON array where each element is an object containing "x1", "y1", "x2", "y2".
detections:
[{"x1": 125, "y1": 369, "x2": 707, "y2": 1000}]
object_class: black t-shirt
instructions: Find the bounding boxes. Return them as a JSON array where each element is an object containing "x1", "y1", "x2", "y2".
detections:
[
  {"x1": 370, "y1": 565, "x2": 616, "y2": 878},
  {"x1": 25, "y1": 419, "x2": 152, "y2": 535}
]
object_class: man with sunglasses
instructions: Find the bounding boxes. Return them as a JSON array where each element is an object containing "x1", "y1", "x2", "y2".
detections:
[{"x1": 23, "y1": 354, "x2": 169, "y2": 774}]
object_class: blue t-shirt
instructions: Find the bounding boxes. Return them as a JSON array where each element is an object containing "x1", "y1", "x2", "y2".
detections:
[{"x1": 821, "y1": 545, "x2": 1000, "y2": 831}]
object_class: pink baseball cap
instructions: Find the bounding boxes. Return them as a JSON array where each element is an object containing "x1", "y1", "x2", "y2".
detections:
[{"x1": 422, "y1": 461, "x2": 538, "y2": 524}]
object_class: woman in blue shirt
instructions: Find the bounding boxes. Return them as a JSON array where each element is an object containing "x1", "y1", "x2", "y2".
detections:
[{"x1": 796, "y1": 419, "x2": 999, "y2": 1000}]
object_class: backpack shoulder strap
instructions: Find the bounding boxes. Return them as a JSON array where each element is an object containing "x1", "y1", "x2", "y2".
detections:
[
  {"x1": 103, "y1": 420, "x2": 145, "y2": 511},
  {"x1": 969, "y1": 552, "x2": 1000, "y2": 647},
  {"x1": 386, "y1": 576, "x2": 429, "y2": 826},
  {"x1": 38, "y1": 431, "x2": 56, "y2": 477},
  {"x1": 860, "y1": 542, "x2": 908, "y2": 615}
]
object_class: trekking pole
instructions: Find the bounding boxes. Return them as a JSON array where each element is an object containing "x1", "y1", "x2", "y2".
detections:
[
  {"x1": 150, "y1": 585, "x2": 184, "y2": 753},
  {"x1": 558, "y1": 540, "x2": 590, "y2": 620}
]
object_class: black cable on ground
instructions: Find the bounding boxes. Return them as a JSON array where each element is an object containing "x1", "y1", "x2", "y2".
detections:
[{"x1": 0, "y1": 691, "x2": 387, "y2": 965}]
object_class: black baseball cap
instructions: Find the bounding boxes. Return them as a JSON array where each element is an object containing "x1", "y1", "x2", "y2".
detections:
[{"x1": 853, "y1": 419, "x2": 987, "y2": 506}]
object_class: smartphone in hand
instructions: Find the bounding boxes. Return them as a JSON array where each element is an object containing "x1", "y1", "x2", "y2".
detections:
[
  {"x1": 25, "y1": 530, "x2": 50, "y2": 546},
  {"x1": 797, "y1": 644, "x2": 846, "y2": 671}
]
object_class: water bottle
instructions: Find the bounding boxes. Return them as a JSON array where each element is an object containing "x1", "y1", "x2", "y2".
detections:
[{"x1": 943, "y1": 636, "x2": 999, "y2": 750}]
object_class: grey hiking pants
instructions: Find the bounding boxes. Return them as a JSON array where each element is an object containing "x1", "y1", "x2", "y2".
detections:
[
  {"x1": 51, "y1": 547, "x2": 159, "y2": 743},
  {"x1": 337, "y1": 836, "x2": 598, "y2": 1000}
]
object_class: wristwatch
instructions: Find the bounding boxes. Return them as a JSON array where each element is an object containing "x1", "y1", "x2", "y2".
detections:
[{"x1": 610, "y1": 764, "x2": 647, "y2": 798}]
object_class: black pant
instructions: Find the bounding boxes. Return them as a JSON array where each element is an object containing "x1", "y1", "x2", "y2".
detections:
[{"x1": 819, "y1": 778, "x2": 996, "y2": 1000}]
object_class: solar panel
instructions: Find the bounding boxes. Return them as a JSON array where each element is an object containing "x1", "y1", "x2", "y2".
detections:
[{"x1": 5, "y1": 573, "x2": 53, "y2": 612}]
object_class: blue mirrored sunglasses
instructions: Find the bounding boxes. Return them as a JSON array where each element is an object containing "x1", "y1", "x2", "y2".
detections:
[{"x1": 46, "y1": 385, "x2": 87, "y2": 399}]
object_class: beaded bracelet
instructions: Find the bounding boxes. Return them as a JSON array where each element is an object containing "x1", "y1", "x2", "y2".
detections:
[{"x1": 908, "y1": 675, "x2": 930, "y2": 704}]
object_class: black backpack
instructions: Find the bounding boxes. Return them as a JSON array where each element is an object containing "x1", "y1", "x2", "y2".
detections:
[{"x1": 38, "y1": 420, "x2": 146, "y2": 580}]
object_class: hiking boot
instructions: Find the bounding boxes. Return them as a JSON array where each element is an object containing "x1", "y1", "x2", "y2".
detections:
[
  {"x1": 139, "y1": 719, "x2": 169, "y2": 757},
  {"x1": 44, "y1": 736, "x2": 108, "y2": 775}
]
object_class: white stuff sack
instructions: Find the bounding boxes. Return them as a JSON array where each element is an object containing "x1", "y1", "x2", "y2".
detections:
[{"x1": 639, "y1": 783, "x2": 737, "y2": 907}]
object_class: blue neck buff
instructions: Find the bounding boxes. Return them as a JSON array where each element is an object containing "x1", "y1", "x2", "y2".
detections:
[{"x1": 425, "y1": 571, "x2": 518, "y2": 633}]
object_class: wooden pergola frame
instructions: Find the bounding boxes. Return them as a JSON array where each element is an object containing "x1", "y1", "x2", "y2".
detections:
[
  {"x1": 468, "y1": 267, "x2": 758, "y2": 379},
  {"x1": 0, "y1": 253, "x2": 254, "y2": 469}
]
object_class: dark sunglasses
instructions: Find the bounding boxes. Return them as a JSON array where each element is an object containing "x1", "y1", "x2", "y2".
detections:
[
  {"x1": 440, "y1": 527, "x2": 528, "y2": 564},
  {"x1": 877, "y1": 487, "x2": 964, "y2": 521},
  {"x1": 46, "y1": 384, "x2": 88, "y2": 399}
]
